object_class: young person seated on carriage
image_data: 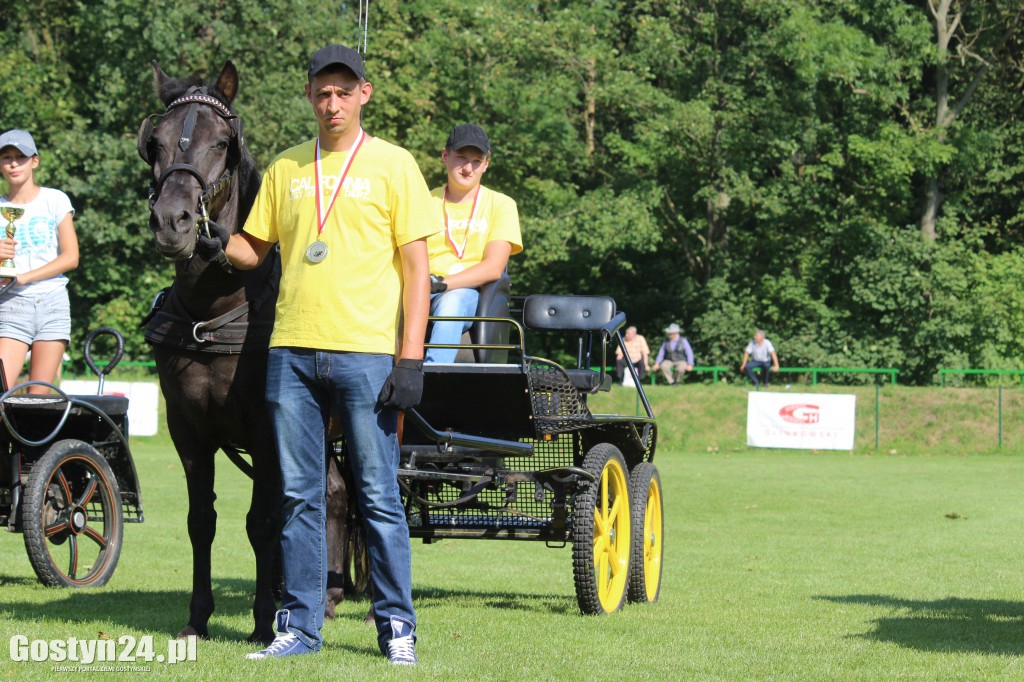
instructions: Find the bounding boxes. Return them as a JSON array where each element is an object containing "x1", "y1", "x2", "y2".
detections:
[{"x1": 424, "y1": 124, "x2": 522, "y2": 364}]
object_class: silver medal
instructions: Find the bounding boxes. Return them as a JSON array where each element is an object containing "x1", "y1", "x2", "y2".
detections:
[{"x1": 306, "y1": 240, "x2": 329, "y2": 263}]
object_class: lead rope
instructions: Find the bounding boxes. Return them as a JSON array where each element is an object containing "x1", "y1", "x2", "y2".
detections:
[
  {"x1": 358, "y1": 0, "x2": 370, "y2": 56},
  {"x1": 357, "y1": 0, "x2": 370, "y2": 127}
]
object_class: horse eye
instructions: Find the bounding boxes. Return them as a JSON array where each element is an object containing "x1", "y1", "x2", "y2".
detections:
[{"x1": 214, "y1": 140, "x2": 229, "y2": 150}]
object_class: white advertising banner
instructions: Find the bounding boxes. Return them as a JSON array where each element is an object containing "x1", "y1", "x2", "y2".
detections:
[
  {"x1": 59, "y1": 380, "x2": 161, "y2": 437},
  {"x1": 746, "y1": 392, "x2": 856, "y2": 450}
]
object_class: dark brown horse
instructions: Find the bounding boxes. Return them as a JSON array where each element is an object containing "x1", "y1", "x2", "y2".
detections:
[
  {"x1": 137, "y1": 61, "x2": 279, "y2": 644},
  {"x1": 138, "y1": 61, "x2": 356, "y2": 644}
]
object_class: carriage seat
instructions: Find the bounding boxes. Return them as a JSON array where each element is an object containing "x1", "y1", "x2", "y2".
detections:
[
  {"x1": 73, "y1": 394, "x2": 130, "y2": 417},
  {"x1": 453, "y1": 272, "x2": 513, "y2": 364},
  {"x1": 522, "y1": 294, "x2": 619, "y2": 393},
  {"x1": 567, "y1": 371, "x2": 613, "y2": 393},
  {"x1": 0, "y1": 394, "x2": 129, "y2": 418}
]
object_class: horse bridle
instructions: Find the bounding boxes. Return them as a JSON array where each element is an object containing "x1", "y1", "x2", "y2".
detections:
[{"x1": 139, "y1": 86, "x2": 243, "y2": 238}]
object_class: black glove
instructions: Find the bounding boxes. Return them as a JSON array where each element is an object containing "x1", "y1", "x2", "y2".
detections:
[
  {"x1": 376, "y1": 359, "x2": 424, "y2": 411},
  {"x1": 429, "y1": 274, "x2": 447, "y2": 294},
  {"x1": 195, "y1": 220, "x2": 231, "y2": 262}
]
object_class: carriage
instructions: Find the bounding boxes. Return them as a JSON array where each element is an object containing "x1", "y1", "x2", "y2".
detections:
[
  {"x1": 335, "y1": 280, "x2": 664, "y2": 614},
  {"x1": 0, "y1": 325, "x2": 143, "y2": 587}
]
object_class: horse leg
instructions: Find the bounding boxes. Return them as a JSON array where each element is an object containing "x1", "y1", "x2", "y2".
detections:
[
  {"x1": 246, "y1": 441, "x2": 280, "y2": 644},
  {"x1": 324, "y1": 451, "x2": 348, "y2": 620},
  {"x1": 169, "y1": 411, "x2": 218, "y2": 639}
]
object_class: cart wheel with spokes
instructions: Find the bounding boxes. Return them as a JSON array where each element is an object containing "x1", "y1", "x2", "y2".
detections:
[
  {"x1": 572, "y1": 443, "x2": 631, "y2": 614},
  {"x1": 627, "y1": 462, "x2": 663, "y2": 604},
  {"x1": 22, "y1": 440, "x2": 123, "y2": 587}
]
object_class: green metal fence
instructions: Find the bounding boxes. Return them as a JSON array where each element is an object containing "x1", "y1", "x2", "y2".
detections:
[
  {"x1": 938, "y1": 368, "x2": 1024, "y2": 386},
  {"x1": 642, "y1": 365, "x2": 898, "y2": 385},
  {"x1": 775, "y1": 367, "x2": 899, "y2": 385},
  {"x1": 936, "y1": 368, "x2": 1024, "y2": 449}
]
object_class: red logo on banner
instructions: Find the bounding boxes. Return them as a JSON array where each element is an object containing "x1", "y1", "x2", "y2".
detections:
[{"x1": 780, "y1": 404, "x2": 820, "y2": 424}]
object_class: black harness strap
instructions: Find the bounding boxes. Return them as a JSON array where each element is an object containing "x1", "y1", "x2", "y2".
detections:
[
  {"x1": 178, "y1": 103, "x2": 200, "y2": 151},
  {"x1": 143, "y1": 252, "x2": 281, "y2": 354}
]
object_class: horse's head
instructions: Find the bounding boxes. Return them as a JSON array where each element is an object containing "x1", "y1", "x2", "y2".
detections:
[{"x1": 138, "y1": 62, "x2": 244, "y2": 261}]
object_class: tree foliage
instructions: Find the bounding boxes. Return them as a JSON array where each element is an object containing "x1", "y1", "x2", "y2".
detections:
[{"x1": 0, "y1": 0, "x2": 1022, "y2": 383}]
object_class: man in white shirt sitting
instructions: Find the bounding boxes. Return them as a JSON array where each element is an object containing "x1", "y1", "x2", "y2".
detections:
[{"x1": 740, "y1": 330, "x2": 779, "y2": 387}]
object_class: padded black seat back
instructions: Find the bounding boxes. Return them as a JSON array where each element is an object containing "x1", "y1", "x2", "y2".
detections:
[
  {"x1": 523, "y1": 295, "x2": 616, "y2": 332},
  {"x1": 468, "y1": 273, "x2": 513, "y2": 363},
  {"x1": 521, "y1": 295, "x2": 619, "y2": 394}
]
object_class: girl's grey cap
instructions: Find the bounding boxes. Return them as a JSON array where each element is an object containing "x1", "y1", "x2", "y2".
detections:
[{"x1": 0, "y1": 130, "x2": 37, "y2": 156}]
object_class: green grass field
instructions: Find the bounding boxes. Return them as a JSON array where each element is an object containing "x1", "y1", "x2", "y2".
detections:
[{"x1": 2, "y1": 384, "x2": 1024, "y2": 679}]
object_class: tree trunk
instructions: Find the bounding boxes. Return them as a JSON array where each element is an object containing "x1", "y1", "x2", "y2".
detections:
[
  {"x1": 921, "y1": 0, "x2": 954, "y2": 242},
  {"x1": 584, "y1": 58, "x2": 596, "y2": 159}
]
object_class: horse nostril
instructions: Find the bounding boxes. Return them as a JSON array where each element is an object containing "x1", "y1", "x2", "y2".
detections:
[{"x1": 176, "y1": 211, "x2": 194, "y2": 232}]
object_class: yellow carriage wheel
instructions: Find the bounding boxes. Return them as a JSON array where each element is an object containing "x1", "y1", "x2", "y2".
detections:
[
  {"x1": 628, "y1": 462, "x2": 663, "y2": 604},
  {"x1": 572, "y1": 444, "x2": 631, "y2": 615}
]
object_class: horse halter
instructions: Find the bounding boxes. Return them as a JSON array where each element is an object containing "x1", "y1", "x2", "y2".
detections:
[{"x1": 139, "y1": 86, "x2": 244, "y2": 237}]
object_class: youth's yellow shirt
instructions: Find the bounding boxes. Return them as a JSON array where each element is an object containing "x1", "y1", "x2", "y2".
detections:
[
  {"x1": 244, "y1": 136, "x2": 439, "y2": 353},
  {"x1": 427, "y1": 185, "x2": 523, "y2": 277}
]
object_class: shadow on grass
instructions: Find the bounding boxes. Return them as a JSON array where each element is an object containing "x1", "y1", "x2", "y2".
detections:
[
  {"x1": 412, "y1": 585, "x2": 576, "y2": 615},
  {"x1": 333, "y1": 585, "x2": 574, "y2": 620},
  {"x1": 818, "y1": 594, "x2": 1024, "y2": 655},
  {"x1": 0, "y1": 577, "x2": 262, "y2": 641},
  {"x1": 0, "y1": 574, "x2": 42, "y2": 587}
]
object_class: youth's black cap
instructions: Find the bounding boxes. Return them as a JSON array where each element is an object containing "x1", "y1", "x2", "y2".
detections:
[
  {"x1": 308, "y1": 44, "x2": 365, "y2": 80},
  {"x1": 445, "y1": 124, "x2": 491, "y2": 154}
]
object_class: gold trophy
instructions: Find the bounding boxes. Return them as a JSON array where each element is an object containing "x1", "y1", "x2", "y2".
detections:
[{"x1": 0, "y1": 207, "x2": 23, "y2": 279}]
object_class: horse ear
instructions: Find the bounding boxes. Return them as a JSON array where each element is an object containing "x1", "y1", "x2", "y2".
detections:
[
  {"x1": 215, "y1": 61, "x2": 239, "y2": 104},
  {"x1": 152, "y1": 61, "x2": 176, "y2": 105},
  {"x1": 137, "y1": 117, "x2": 155, "y2": 163}
]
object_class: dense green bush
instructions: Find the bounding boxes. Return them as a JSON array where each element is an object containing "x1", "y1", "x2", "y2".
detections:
[{"x1": 0, "y1": 1, "x2": 1020, "y2": 382}]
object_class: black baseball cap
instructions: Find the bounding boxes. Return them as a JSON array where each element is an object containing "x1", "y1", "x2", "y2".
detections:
[
  {"x1": 308, "y1": 44, "x2": 365, "y2": 81},
  {"x1": 445, "y1": 124, "x2": 491, "y2": 154}
]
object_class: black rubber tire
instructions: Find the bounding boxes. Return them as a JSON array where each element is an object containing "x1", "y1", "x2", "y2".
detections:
[
  {"x1": 571, "y1": 443, "x2": 631, "y2": 615},
  {"x1": 22, "y1": 440, "x2": 123, "y2": 587},
  {"x1": 627, "y1": 462, "x2": 664, "y2": 604}
]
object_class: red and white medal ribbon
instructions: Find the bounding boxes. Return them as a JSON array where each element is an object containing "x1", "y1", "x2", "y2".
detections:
[
  {"x1": 442, "y1": 185, "x2": 483, "y2": 260},
  {"x1": 314, "y1": 128, "x2": 366, "y2": 239}
]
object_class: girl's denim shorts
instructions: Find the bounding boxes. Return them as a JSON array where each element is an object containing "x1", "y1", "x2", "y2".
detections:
[{"x1": 0, "y1": 287, "x2": 71, "y2": 345}]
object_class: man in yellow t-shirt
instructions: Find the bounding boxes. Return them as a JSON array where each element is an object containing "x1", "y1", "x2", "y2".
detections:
[
  {"x1": 424, "y1": 124, "x2": 523, "y2": 363},
  {"x1": 195, "y1": 44, "x2": 433, "y2": 665}
]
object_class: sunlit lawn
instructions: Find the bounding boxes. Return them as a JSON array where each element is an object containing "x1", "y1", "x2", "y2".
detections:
[{"x1": 1, "y1": 385, "x2": 1024, "y2": 679}]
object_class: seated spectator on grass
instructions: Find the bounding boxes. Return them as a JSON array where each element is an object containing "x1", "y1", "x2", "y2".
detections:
[
  {"x1": 741, "y1": 329, "x2": 779, "y2": 387},
  {"x1": 652, "y1": 323, "x2": 693, "y2": 385},
  {"x1": 615, "y1": 326, "x2": 650, "y2": 384},
  {"x1": 424, "y1": 124, "x2": 522, "y2": 363}
]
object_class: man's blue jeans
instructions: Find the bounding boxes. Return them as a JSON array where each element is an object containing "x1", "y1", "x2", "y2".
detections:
[
  {"x1": 424, "y1": 288, "x2": 480, "y2": 363},
  {"x1": 746, "y1": 360, "x2": 773, "y2": 386},
  {"x1": 265, "y1": 348, "x2": 415, "y2": 651}
]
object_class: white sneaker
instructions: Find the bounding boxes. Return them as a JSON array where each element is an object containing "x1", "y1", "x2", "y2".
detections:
[
  {"x1": 244, "y1": 610, "x2": 317, "y2": 660},
  {"x1": 385, "y1": 616, "x2": 418, "y2": 666}
]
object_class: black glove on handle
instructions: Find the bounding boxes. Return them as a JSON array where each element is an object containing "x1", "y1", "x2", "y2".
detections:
[
  {"x1": 429, "y1": 274, "x2": 448, "y2": 294},
  {"x1": 195, "y1": 220, "x2": 232, "y2": 262},
  {"x1": 377, "y1": 359, "x2": 424, "y2": 411}
]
